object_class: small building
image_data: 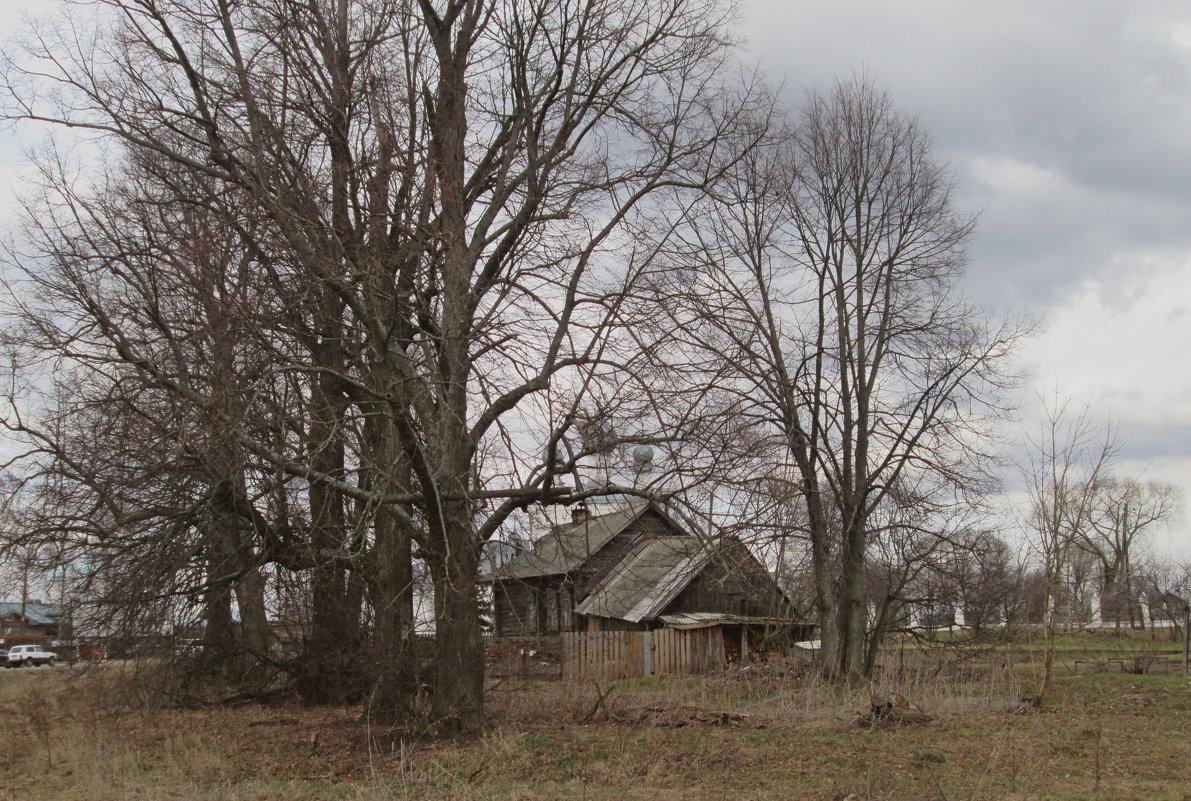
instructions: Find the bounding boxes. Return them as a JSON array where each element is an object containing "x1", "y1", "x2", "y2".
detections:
[
  {"x1": 0, "y1": 601, "x2": 66, "y2": 648},
  {"x1": 485, "y1": 501, "x2": 805, "y2": 668}
]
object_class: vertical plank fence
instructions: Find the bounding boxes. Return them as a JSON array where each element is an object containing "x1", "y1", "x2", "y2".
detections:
[
  {"x1": 562, "y1": 628, "x2": 727, "y2": 680},
  {"x1": 562, "y1": 631, "x2": 644, "y2": 680},
  {"x1": 651, "y1": 627, "x2": 725, "y2": 675}
]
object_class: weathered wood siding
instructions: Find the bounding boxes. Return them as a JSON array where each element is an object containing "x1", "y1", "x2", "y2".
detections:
[
  {"x1": 562, "y1": 630, "x2": 645, "y2": 680},
  {"x1": 574, "y1": 509, "x2": 678, "y2": 599},
  {"x1": 665, "y1": 539, "x2": 791, "y2": 619},
  {"x1": 493, "y1": 579, "x2": 576, "y2": 637},
  {"x1": 562, "y1": 628, "x2": 727, "y2": 680},
  {"x1": 493, "y1": 582, "x2": 535, "y2": 638},
  {"x1": 650, "y1": 628, "x2": 726, "y2": 676}
]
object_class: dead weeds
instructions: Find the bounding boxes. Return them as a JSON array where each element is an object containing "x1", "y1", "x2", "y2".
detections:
[{"x1": 2, "y1": 639, "x2": 1190, "y2": 801}]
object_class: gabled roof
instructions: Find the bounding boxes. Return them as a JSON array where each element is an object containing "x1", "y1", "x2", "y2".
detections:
[
  {"x1": 574, "y1": 536, "x2": 711, "y2": 623},
  {"x1": 491, "y1": 500, "x2": 679, "y2": 581},
  {"x1": 0, "y1": 602, "x2": 63, "y2": 626}
]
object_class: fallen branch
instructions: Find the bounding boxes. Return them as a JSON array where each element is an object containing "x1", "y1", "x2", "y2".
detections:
[{"x1": 580, "y1": 681, "x2": 615, "y2": 724}]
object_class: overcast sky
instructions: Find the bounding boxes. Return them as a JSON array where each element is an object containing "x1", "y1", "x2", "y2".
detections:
[
  {"x1": 742, "y1": 1, "x2": 1191, "y2": 558},
  {"x1": 0, "y1": 1, "x2": 1189, "y2": 557}
]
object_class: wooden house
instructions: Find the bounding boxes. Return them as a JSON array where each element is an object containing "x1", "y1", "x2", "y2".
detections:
[
  {"x1": 0, "y1": 601, "x2": 66, "y2": 648},
  {"x1": 485, "y1": 501, "x2": 799, "y2": 642}
]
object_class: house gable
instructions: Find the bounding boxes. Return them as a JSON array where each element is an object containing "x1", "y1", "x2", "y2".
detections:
[
  {"x1": 0, "y1": 612, "x2": 26, "y2": 628},
  {"x1": 575, "y1": 536, "x2": 796, "y2": 627},
  {"x1": 493, "y1": 502, "x2": 640, "y2": 581},
  {"x1": 573, "y1": 536, "x2": 706, "y2": 623},
  {"x1": 573, "y1": 507, "x2": 681, "y2": 597},
  {"x1": 662, "y1": 539, "x2": 793, "y2": 620},
  {"x1": 0, "y1": 602, "x2": 62, "y2": 626},
  {"x1": 0, "y1": 602, "x2": 64, "y2": 646}
]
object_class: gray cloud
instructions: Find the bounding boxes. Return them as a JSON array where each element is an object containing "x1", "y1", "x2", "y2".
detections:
[
  {"x1": 1114, "y1": 423, "x2": 1191, "y2": 463},
  {"x1": 744, "y1": 0, "x2": 1191, "y2": 311}
]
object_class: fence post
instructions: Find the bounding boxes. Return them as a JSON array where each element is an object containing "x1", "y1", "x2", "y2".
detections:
[
  {"x1": 643, "y1": 630, "x2": 652, "y2": 677},
  {"x1": 1183, "y1": 606, "x2": 1189, "y2": 677}
]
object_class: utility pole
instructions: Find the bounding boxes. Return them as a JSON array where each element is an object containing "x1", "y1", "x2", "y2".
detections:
[{"x1": 20, "y1": 561, "x2": 28, "y2": 619}]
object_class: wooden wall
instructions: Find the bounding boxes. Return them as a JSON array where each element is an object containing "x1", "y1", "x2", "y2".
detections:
[
  {"x1": 666, "y1": 539, "x2": 792, "y2": 619},
  {"x1": 493, "y1": 579, "x2": 577, "y2": 638},
  {"x1": 493, "y1": 581, "x2": 535, "y2": 638},
  {"x1": 651, "y1": 628, "x2": 726, "y2": 676}
]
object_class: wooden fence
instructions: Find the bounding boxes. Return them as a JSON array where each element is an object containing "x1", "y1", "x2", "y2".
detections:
[{"x1": 562, "y1": 628, "x2": 727, "y2": 680}]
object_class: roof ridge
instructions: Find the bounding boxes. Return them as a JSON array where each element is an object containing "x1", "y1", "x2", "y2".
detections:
[{"x1": 489, "y1": 500, "x2": 653, "y2": 580}]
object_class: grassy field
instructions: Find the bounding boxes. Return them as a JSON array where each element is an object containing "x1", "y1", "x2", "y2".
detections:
[{"x1": 2, "y1": 631, "x2": 1189, "y2": 801}]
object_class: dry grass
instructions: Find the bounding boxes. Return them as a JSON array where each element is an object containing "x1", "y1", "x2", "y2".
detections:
[{"x1": 2, "y1": 632, "x2": 1190, "y2": 801}]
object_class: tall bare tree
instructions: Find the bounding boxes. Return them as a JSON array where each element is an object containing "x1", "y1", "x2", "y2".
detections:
[
  {"x1": 1, "y1": 160, "x2": 291, "y2": 684},
  {"x1": 1081, "y1": 477, "x2": 1180, "y2": 627},
  {"x1": 2, "y1": 0, "x2": 753, "y2": 726},
  {"x1": 661, "y1": 76, "x2": 1022, "y2": 678},
  {"x1": 1021, "y1": 394, "x2": 1116, "y2": 706}
]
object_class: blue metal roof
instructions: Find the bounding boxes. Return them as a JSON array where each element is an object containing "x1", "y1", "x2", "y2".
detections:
[{"x1": 0, "y1": 602, "x2": 63, "y2": 626}]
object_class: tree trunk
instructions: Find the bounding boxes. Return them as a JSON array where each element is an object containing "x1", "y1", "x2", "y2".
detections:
[
  {"x1": 864, "y1": 597, "x2": 898, "y2": 677},
  {"x1": 1101, "y1": 568, "x2": 1120, "y2": 626},
  {"x1": 299, "y1": 325, "x2": 359, "y2": 702},
  {"x1": 208, "y1": 470, "x2": 272, "y2": 677},
  {"x1": 429, "y1": 499, "x2": 484, "y2": 729},
  {"x1": 1033, "y1": 567, "x2": 1060, "y2": 707},
  {"x1": 806, "y1": 490, "x2": 840, "y2": 678},
  {"x1": 368, "y1": 507, "x2": 417, "y2": 721},
  {"x1": 234, "y1": 567, "x2": 270, "y2": 660},
  {"x1": 203, "y1": 549, "x2": 236, "y2": 660},
  {"x1": 814, "y1": 578, "x2": 840, "y2": 679},
  {"x1": 838, "y1": 519, "x2": 869, "y2": 678},
  {"x1": 362, "y1": 409, "x2": 418, "y2": 723}
]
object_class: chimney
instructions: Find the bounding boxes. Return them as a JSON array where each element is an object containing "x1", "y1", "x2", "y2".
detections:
[{"x1": 571, "y1": 503, "x2": 590, "y2": 526}]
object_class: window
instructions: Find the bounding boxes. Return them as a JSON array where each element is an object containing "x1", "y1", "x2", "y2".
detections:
[
  {"x1": 560, "y1": 589, "x2": 573, "y2": 632},
  {"x1": 527, "y1": 589, "x2": 539, "y2": 634},
  {"x1": 545, "y1": 591, "x2": 559, "y2": 633}
]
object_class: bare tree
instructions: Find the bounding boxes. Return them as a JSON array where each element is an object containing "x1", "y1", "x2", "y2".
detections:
[
  {"x1": 2, "y1": 0, "x2": 753, "y2": 727},
  {"x1": 1021, "y1": 394, "x2": 1116, "y2": 706},
  {"x1": 861, "y1": 476, "x2": 987, "y2": 671},
  {"x1": 950, "y1": 531, "x2": 1029, "y2": 633},
  {"x1": 0, "y1": 491, "x2": 46, "y2": 618},
  {"x1": 661, "y1": 76, "x2": 1023, "y2": 678},
  {"x1": 1081, "y1": 477, "x2": 1181, "y2": 627},
  {"x1": 1140, "y1": 557, "x2": 1191, "y2": 642},
  {"x1": 0, "y1": 170, "x2": 283, "y2": 680}
]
